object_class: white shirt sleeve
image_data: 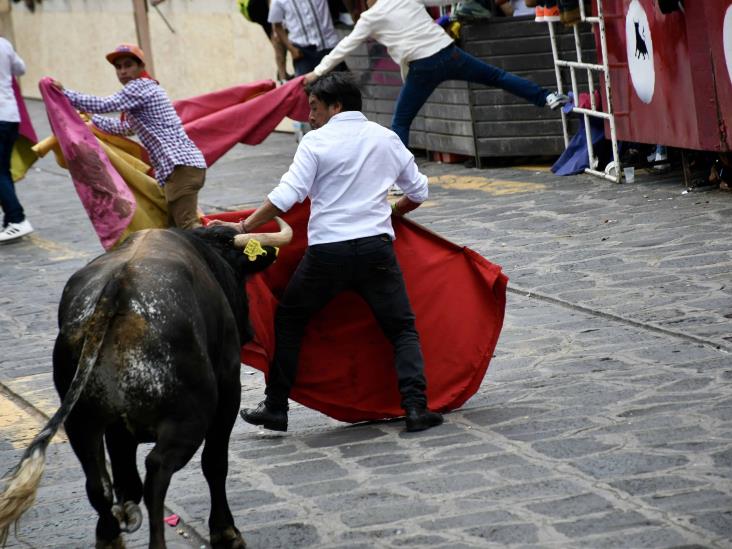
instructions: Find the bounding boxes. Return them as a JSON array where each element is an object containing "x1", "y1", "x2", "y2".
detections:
[
  {"x1": 392, "y1": 136, "x2": 429, "y2": 203},
  {"x1": 10, "y1": 49, "x2": 25, "y2": 77},
  {"x1": 267, "y1": 137, "x2": 319, "y2": 212},
  {"x1": 314, "y1": 17, "x2": 372, "y2": 77},
  {"x1": 267, "y1": 0, "x2": 285, "y2": 24}
]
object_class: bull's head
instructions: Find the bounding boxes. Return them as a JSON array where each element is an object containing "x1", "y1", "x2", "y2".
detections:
[{"x1": 192, "y1": 216, "x2": 293, "y2": 277}]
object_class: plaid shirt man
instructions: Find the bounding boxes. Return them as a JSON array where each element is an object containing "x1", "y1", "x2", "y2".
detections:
[{"x1": 65, "y1": 78, "x2": 206, "y2": 186}]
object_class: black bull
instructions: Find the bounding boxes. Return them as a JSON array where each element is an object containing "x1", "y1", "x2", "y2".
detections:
[{"x1": 0, "y1": 225, "x2": 285, "y2": 549}]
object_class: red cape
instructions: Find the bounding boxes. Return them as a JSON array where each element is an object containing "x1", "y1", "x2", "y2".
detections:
[
  {"x1": 204, "y1": 205, "x2": 508, "y2": 423},
  {"x1": 177, "y1": 77, "x2": 309, "y2": 166}
]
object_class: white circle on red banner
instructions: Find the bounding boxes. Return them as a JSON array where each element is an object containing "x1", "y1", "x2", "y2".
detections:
[
  {"x1": 625, "y1": 0, "x2": 655, "y2": 104},
  {"x1": 724, "y1": 5, "x2": 732, "y2": 86}
]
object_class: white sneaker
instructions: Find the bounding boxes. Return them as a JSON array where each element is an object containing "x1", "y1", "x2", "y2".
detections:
[
  {"x1": 0, "y1": 220, "x2": 34, "y2": 243},
  {"x1": 546, "y1": 91, "x2": 570, "y2": 110},
  {"x1": 388, "y1": 184, "x2": 404, "y2": 196}
]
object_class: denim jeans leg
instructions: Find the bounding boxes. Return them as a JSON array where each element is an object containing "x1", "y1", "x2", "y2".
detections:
[
  {"x1": 0, "y1": 121, "x2": 23, "y2": 227},
  {"x1": 353, "y1": 236, "x2": 428, "y2": 409},
  {"x1": 265, "y1": 245, "x2": 350, "y2": 408},
  {"x1": 449, "y1": 47, "x2": 549, "y2": 107},
  {"x1": 391, "y1": 63, "x2": 441, "y2": 147}
]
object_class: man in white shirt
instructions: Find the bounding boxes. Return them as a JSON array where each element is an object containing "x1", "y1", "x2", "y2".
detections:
[
  {"x1": 0, "y1": 37, "x2": 33, "y2": 243},
  {"x1": 268, "y1": 0, "x2": 347, "y2": 76},
  {"x1": 304, "y1": 0, "x2": 568, "y2": 147},
  {"x1": 228, "y1": 72, "x2": 443, "y2": 433}
]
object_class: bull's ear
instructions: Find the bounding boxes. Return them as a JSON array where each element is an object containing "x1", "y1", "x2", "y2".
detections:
[{"x1": 240, "y1": 245, "x2": 280, "y2": 274}]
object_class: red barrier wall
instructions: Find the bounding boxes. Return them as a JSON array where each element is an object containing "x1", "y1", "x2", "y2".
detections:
[{"x1": 599, "y1": 0, "x2": 731, "y2": 152}]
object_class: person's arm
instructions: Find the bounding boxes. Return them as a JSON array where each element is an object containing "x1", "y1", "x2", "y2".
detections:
[
  {"x1": 391, "y1": 138, "x2": 429, "y2": 216},
  {"x1": 90, "y1": 115, "x2": 134, "y2": 136},
  {"x1": 310, "y1": 15, "x2": 372, "y2": 79},
  {"x1": 10, "y1": 49, "x2": 25, "y2": 77},
  {"x1": 272, "y1": 22, "x2": 303, "y2": 61},
  {"x1": 62, "y1": 81, "x2": 147, "y2": 114},
  {"x1": 241, "y1": 200, "x2": 284, "y2": 232},
  {"x1": 495, "y1": 0, "x2": 513, "y2": 15}
]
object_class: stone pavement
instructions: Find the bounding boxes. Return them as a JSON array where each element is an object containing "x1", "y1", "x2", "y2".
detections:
[{"x1": 0, "y1": 99, "x2": 730, "y2": 548}]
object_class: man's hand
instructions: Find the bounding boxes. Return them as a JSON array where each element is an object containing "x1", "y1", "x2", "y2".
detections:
[
  {"x1": 207, "y1": 219, "x2": 247, "y2": 233},
  {"x1": 51, "y1": 79, "x2": 64, "y2": 92},
  {"x1": 303, "y1": 72, "x2": 318, "y2": 86}
]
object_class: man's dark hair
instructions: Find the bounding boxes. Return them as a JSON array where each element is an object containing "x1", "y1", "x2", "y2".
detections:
[{"x1": 306, "y1": 72, "x2": 362, "y2": 112}]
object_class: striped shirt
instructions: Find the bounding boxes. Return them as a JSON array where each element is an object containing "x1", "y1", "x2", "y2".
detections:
[
  {"x1": 268, "y1": 0, "x2": 339, "y2": 50},
  {"x1": 64, "y1": 78, "x2": 206, "y2": 185}
]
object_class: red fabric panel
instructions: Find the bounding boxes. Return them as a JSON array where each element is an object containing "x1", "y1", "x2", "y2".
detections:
[
  {"x1": 173, "y1": 80, "x2": 275, "y2": 124},
  {"x1": 180, "y1": 77, "x2": 310, "y2": 166},
  {"x1": 204, "y1": 205, "x2": 507, "y2": 423}
]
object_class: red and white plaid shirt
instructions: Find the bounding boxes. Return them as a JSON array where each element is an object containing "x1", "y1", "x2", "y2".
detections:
[{"x1": 65, "y1": 78, "x2": 206, "y2": 185}]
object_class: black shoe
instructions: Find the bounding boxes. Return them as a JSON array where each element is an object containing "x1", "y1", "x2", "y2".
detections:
[
  {"x1": 405, "y1": 407, "x2": 444, "y2": 432},
  {"x1": 240, "y1": 401, "x2": 288, "y2": 432}
]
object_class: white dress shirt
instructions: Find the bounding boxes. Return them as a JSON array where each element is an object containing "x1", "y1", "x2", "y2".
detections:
[
  {"x1": 314, "y1": 0, "x2": 455, "y2": 80},
  {"x1": 268, "y1": 111, "x2": 429, "y2": 246},
  {"x1": 268, "y1": 0, "x2": 340, "y2": 50},
  {"x1": 0, "y1": 38, "x2": 26, "y2": 123},
  {"x1": 510, "y1": 0, "x2": 534, "y2": 16}
]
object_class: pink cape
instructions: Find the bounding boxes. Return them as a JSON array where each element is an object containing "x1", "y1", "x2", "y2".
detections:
[
  {"x1": 204, "y1": 205, "x2": 508, "y2": 423},
  {"x1": 39, "y1": 77, "x2": 136, "y2": 250},
  {"x1": 14, "y1": 78, "x2": 37, "y2": 144}
]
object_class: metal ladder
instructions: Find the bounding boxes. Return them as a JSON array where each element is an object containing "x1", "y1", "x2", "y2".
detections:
[{"x1": 546, "y1": 0, "x2": 622, "y2": 182}]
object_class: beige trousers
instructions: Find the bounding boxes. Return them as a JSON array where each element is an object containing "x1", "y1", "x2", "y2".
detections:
[{"x1": 165, "y1": 165, "x2": 205, "y2": 229}]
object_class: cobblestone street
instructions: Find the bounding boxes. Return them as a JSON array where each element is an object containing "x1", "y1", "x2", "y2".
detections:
[{"x1": 1, "y1": 100, "x2": 730, "y2": 548}]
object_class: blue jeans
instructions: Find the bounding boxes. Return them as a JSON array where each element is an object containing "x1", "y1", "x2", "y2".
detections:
[
  {"x1": 265, "y1": 234, "x2": 428, "y2": 410},
  {"x1": 392, "y1": 44, "x2": 550, "y2": 147},
  {"x1": 0, "y1": 121, "x2": 23, "y2": 227}
]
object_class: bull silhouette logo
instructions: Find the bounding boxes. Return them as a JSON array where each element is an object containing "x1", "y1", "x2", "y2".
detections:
[{"x1": 634, "y1": 21, "x2": 649, "y2": 60}]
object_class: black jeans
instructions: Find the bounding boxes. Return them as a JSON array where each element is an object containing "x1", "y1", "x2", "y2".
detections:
[
  {"x1": 292, "y1": 44, "x2": 348, "y2": 76},
  {"x1": 265, "y1": 234, "x2": 428, "y2": 410},
  {"x1": 0, "y1": 121, "x2": 23, "y2": 227}
]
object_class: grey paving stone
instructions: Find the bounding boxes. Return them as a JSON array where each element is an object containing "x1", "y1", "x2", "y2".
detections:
[
  {"x1": 263, "y1": 459, "x2": 348, "y2": 486},
  {"x1": 553, "y1": 510, "x2": 658, "y2": 538},
  {"x1": 526, "y1": 493, "x2": 615, "y2": 518},
  {"x1": 532, "y1": 437, "x2": 616, "y2": 459},
  {"x1": 340, "y1": 501, "x2": 440, "y2": 528},
  {"x1": 573, "y1": 453, "x2": 689, "y2": 479},
  {"x1": 240, "y1": 522, "x2": 320, "y2": 549},
  {"x1": 609, "y1": 476, "x2": 707, "y2": 496},
  {"x1": 465, "y1": 522, "x2": 540, "y2": 544}
]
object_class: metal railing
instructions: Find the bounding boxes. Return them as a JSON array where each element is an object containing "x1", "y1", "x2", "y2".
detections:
[{"x1": 546, "y1": 0, "x2": 622, "y2": 182}]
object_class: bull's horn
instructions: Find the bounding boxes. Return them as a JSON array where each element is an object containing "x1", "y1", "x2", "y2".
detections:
[{"x1": 233, "y1": 216, "x2": 293, "y2": 249}]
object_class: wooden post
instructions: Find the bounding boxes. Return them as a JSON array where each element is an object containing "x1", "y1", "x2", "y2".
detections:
[{"x1": 131, "y1": 0, "x2": 155, "y2": 76}]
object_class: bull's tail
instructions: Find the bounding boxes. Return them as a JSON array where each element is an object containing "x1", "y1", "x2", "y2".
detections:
[{"x1": 0, "y1": 275, "x2": 121, "y2": 546}]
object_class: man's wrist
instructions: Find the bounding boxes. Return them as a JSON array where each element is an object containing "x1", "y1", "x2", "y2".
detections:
[{"x1": 239, "y1": 220, "x2": 248, "y2": 233}]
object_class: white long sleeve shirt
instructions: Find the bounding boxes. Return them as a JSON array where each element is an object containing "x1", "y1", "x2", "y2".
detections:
[
  {"x1": 313, "y1": 0, "x2": 455, "y2": 80},
  {"x1": 0, "y1": 38, "x2": 26, "y2": 123},
  {"x1": 268, "y1": 111, "x2": 429, "y2": 245}
]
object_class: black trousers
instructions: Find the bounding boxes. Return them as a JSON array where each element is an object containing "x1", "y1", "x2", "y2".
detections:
[{"x1": 265, "y1": 234, "x2": 428, "y2": 410}]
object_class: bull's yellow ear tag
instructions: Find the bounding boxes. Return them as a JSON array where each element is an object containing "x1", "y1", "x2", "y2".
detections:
[{"x1": 243, "y1": 239, "x2": 267, "y2": 262}]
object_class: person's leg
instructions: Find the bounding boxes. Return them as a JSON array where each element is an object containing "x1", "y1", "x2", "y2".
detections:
[
  {"x1": 0, "y1": 122, "x2": 24, "y2": 227},
  {"x1": 260, "y1": 243, "x2": 352, "y2": 409},
  {"x1": 391, "y1": 62, "x2": 441, "y2": 147},
  {"x1": 448, "y1": 46, "x2": 549, "y2": 106},
  {"x1": 352, "y1": 236, "x2": 428, "y2": 409},
  {"x1": 164, "y1": 166, "x2": 205, "y2": 229}
]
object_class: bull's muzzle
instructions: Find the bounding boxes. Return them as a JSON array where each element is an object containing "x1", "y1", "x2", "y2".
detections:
[{"x1": 233, "y1": 216, "x2": 293, "y2": 249}]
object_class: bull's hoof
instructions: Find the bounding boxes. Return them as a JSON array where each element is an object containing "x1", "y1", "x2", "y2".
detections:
[
  {"x1": 211, "y1": 526, "x2": 246, "y2": 549},
  {"x1": 111, "y1": 501, "x2": 143, "y2": 533},
  {"x1": 95, "y1": 536, "x2": 125, "y2": 549}
]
